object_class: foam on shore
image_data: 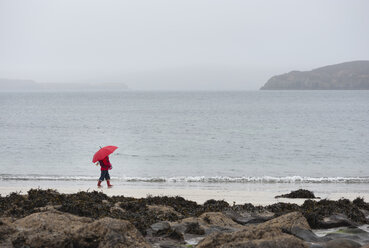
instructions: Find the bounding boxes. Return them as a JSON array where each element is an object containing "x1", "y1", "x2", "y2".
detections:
[{"x1": 2, "y1": 174, "x2": 369, "y2": 183}]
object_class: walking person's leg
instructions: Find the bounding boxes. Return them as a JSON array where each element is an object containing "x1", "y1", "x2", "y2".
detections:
[
  {"x1": 98, "y1": 171, "x2": 106, "y2": 188},
  {"x1": 106, "y1": 172, "x2": 112, "y2": 188}
]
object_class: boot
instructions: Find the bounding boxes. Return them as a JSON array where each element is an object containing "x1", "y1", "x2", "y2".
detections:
[
  {"x1": 107, "y1": 180, "x2": 113, "y2": 188},
  {"x1": 97, "y1": 180, "x2": 102, "y2": 188}
]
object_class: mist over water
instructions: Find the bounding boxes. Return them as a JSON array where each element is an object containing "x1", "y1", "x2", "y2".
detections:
[{"x1": 0, "y1": 91, "x2": 368, "y2": 190}]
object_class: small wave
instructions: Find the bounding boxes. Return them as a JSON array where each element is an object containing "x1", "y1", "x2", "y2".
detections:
[
  {"x1": 0, "y1": 175, "x2": 98, "y2": 181},
  {"x1": 1, "y1": 175, "x2": 369, "y2": 183}
]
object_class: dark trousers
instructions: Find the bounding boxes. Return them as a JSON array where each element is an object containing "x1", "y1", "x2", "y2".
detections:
[{"x1": 99, "y1": 170, "x2": 110, "y2": 181}]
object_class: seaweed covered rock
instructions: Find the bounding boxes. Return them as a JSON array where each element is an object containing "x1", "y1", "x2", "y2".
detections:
[
  {"x1": 75, "y1": 217, "x2": 151, "y2": 247},
  {"x1": 300, "y1": 199, "x2": 367, "y2": 228},
  {"x1": 59, "y1": 190, "x2": 111, "y2": 218},
  {"x1": 276, "y1": 189, "x2": 317, "y2": 199},
  {"x1": 353, "y1": 197, "x2": 369, "y2": 211},
  {"x1": 0, "y1": 189, "x2": 110, "y2": 219},
  {"x1": 10, "y1": 210, "x2": 92, "y2": 247},
  {"x1": 27, "y1": 188, "x2": 65, "y2": 205},
  {"x1": 264, "y1": 198, "x2": 369, "y2": 229},
  {"x1": 144, "y1": 195, "x2": 201, "y2": 217},
  {"x1": 266, "y1": 202, "x2": 300, "y2": 216},
  {"x1": 5, "y1": 210, "x2": 150, "y2": 248},
  {"x1": 115, "y1": 199, "x2": 182, "y2": 235},
  {"x1": 2, "y1": 188, "x2": 369, "y2": 245},
  {"x1": 0, "y1": 190, "x2": 178, "y2": 236},
  {"x1": 0, "y1": 189, "x2": 235, "y2": 237},
  {"x1": 0, "y1": 193, "x2": 28, "y2": 217},
  {"x1": 197, "y1": 212, "x2": 310, "y2": 248},
  {"x1": 0, "y1": 189, "x2": 66, "y2": 218},
  {"x1": 197, "y1": 226, "x2": 307, "y2": 248},
  {"x1": 109, "y1": 195, "x2": 234, "y2": 235},
  {"x1": 203, "y1": 199, "x2": 230, "y2": 212}
]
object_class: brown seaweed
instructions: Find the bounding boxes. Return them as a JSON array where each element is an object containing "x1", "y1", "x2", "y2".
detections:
[
  {"x1": 1, "y1": 188, "x2": 368, "y2": 236},
  {"x1": 275, "y1": 189, "x2": 318, "y2": 199}
]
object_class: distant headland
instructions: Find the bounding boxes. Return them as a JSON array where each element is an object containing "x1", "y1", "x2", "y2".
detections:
[
  {"x1": 0, "y1": 78, "x2": 128, "y2": 91},
  {"x1": 260, "y1": 61, "x2": 369, "y2": 90}
]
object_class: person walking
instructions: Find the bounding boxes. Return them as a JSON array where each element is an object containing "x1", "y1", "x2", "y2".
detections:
[
  {"x1": 97, "y1": 155, "x2": 113, "y2": 188},
  {"x1": 92, "y1": 145, "x2": 118, "y2": 188}
]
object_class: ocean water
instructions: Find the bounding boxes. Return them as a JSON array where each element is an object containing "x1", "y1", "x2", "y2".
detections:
[{"x1": 0, "y1": 91, "x2": 368, "y2": 193}]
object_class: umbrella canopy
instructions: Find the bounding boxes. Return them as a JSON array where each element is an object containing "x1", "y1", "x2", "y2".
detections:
[{"x1": 92, "y1": 146, "x2": 118, "y2": 163}]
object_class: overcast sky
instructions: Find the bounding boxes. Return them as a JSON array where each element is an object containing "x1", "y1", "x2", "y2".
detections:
[{"x1": 0, "y1": 0, "x2": 368, "y2": 90}]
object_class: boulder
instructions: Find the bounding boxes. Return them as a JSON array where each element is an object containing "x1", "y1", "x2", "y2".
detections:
[
  {"x1": 259, "y1": 212, "x2": 321, "y2": 242},
  {"x1": 197, "y1": 212, "x2": 309, "y2": 248},
  {"x1": 11, "y1": 209, "x2": 91, "y2": 247},
  {"x1": 258, "y1": 211, "x2": 310, "y2": 232},
  {"x1": 197, "y1": 226, "x2": 308, "y2": 248},
  {"x1": 7, "y1": 210, "x2": 150, "y2": 248},
  {"x1": 224, "y1": 209, "x2": 274, "y2": 225},
  {"x1": 171, "y1": 212, "x2": 244, "y2": 236},
  {"x1": 74, "y1": 217, "x2": 150, "y2": 248}
]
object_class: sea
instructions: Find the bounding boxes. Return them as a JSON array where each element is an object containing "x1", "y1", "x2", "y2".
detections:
[{"x1": 0, "y1": 91, "x2": 368, "y2": 195}]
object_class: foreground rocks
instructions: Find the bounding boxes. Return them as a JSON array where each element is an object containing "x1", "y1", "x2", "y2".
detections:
[
  {"x1": 0, "y1": 210, "x2": 150, "y2": 248},
  {"x1": 1, "y1": 189, "x2": 369, "y2": 247}
]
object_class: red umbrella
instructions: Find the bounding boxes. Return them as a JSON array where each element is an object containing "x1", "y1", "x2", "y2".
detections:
[{"x1": 92, "y1": 146, "x2": 118, "y2": 163}]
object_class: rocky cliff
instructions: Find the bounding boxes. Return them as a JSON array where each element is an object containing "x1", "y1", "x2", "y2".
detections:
[{"x1": 261, "y1": 61, "x2": 369, "y2": 90}]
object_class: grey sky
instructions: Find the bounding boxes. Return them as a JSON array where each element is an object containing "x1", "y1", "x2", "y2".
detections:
[{"x1": 0, "y1": 0, "x2": 368, "y2": 90}]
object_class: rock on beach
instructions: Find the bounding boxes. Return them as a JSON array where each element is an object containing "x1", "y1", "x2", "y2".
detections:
[{"x1": 1, "y1": 210, "x2": 150, "y2": 248}]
